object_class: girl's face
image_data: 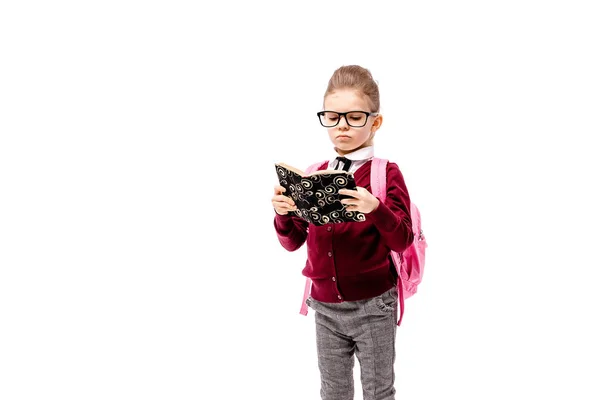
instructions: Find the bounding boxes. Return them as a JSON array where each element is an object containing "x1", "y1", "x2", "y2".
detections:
[{"x1": 323, "y1": 89, "x2": 382, "y2": 156}]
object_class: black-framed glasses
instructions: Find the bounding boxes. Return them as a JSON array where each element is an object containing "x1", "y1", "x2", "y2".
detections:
[{"x1": 317, "y1": 110, "x2": 378, "y2": 128}]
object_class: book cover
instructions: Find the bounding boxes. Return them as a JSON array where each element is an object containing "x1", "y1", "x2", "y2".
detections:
[{"x1": 275, "y1": 162, "x2": 366, "y2": 226}]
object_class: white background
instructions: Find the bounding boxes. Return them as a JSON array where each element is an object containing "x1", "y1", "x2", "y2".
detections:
[{"x1": 1, "y1": 1, "x2": 599, "y2": 399}]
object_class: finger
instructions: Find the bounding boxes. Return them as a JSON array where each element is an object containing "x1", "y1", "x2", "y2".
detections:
[
  {"x1": 274, "y1": 185, "x2": 287, "y2": 195},
  {"x1": 274, "y1": 200, "x2": 297, "y2": 210},
  {"x1": 274, "y1": 195, "x2": 296, "y2": 206},
  {"x1": 340, "y1": 195, "x2": 359, "y2": 203},
  {"x1": 339, "y1": 189, "x2": 358, "y2": 198},
  {"x1": 274, "y1": 206, "x2": 294, "y2": 216},
  {"x1": 283, "y1": 201, "x2": 297, "y2": 209}
]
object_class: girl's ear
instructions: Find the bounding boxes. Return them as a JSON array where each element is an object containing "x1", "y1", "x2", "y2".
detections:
[{"x1": 371, "y1": 114, "x2": 383, "y2": 133}]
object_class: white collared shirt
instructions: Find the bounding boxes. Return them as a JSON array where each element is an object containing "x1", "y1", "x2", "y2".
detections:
[{"x1": 327, "y1": 146, "x2": 374, "y2": 174}]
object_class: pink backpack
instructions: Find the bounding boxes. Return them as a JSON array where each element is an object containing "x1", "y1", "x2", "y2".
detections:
[{"x1": 299, "y1": 157, "x2": 427, "y2": 326}]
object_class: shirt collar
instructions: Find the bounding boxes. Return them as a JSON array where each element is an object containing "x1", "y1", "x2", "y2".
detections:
[{"x1": 334, "y1": 145, "x2": 374, "y2": 161}]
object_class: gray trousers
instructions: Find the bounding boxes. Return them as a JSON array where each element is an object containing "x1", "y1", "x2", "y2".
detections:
[{"x1": 306, "y1": 287, "x2": 398, "y2": 400}]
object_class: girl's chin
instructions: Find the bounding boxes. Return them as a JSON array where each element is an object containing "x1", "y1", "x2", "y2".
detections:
[{"x1": 336, "y1": 139, "x2": 355, "y2": 147}]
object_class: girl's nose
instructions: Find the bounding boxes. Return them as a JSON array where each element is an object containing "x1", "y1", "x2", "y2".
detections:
[{"x1": 337, "y1": 116, "x2": 349, "y2": 129}]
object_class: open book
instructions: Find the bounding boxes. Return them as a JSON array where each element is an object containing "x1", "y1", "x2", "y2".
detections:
[{"x1": 275, "y1": 162, "x2": 366, "y2": 226}]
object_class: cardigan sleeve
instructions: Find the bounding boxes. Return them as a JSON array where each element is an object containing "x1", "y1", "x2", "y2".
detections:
[
  {"x1": 273, "y1": 212, "x2": 309, "y2": 252},
  {"x1": 366, "y1": 162, "x2": 414, "y2": 253}
]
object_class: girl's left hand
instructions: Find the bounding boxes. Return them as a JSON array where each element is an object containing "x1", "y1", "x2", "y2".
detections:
[{"x1": 339, "y1": 187, "x2": 380, "y2": 214}]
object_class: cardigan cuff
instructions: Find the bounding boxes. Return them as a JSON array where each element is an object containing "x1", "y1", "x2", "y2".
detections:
[
  {"x1": 274, "y1": 211, "x2": 295, "y2": 232},
  {"x1": 366, "y1": 199, "x2": 399, "y2": 232}
]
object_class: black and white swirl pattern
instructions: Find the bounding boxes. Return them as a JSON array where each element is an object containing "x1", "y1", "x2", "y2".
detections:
[{"x1": 276, "y1": 165, "x2": 365, "y2": 226}]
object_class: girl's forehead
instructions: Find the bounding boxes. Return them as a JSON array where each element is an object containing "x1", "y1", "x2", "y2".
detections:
[{"x1": 325, "y1": 89, "x2": 369, "y2": 109}]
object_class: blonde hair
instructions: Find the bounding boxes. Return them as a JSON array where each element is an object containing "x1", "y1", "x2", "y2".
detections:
[{"x1": 324, "y1": 65, "x2": 380, "y2": 112}]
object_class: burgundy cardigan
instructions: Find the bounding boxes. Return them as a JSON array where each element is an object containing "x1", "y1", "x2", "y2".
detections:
[{"x1": 273, "y1": 160, "x2": 414, "y2": 303}]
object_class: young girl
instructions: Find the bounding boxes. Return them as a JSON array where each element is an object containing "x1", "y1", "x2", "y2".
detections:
[{"x1": 271, "y1": 65, "x2": 414, "y2": 400}]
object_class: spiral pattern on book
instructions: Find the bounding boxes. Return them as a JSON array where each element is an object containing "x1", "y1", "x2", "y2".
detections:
[{"x1": 275, "y1": 164, "x2": 365, "y2": 226}]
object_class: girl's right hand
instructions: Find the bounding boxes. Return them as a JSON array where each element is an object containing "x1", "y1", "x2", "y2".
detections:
[{"x1": 272, "y1": 185, "x2": 297, "y2": 215}]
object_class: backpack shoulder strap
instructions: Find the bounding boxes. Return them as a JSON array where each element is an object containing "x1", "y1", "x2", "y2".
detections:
[
  {"x1": 370, "y1": 157, "x2": 389, "y2": 201},
  {"x1": 305, "y1": 160, "x2": 328, "y2": 174}
]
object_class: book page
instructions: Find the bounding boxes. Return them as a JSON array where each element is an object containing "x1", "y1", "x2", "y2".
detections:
[{"x1": 275, "y1": 162, "x2": 349, "y2": 177}]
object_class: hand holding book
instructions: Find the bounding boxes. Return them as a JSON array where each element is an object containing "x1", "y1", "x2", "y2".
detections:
[
  {"x1": 272, "y1": 184, "x2": 298, "y2": 216},
  {"x1": 338, "y1": 187, "x2": 381, "y2": 214}
]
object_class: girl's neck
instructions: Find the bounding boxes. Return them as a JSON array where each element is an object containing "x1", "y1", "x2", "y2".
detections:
[{"x1": 335, "y1": 143, "x2": 372, "y2": 157}]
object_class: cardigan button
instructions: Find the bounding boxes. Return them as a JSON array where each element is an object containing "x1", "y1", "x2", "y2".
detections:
[
  {"x1": 332, "y1": 277, "x2": 336, "y2": 282},
  {"x1": 337, "y1": 295, "x2": 342, "y2": 300},
  {"x1": 327, "y1": 251, "x2": 332, "y2": 257},
  {"x1": 327, "y1": 226, "x2": 332, "y2": 232}
]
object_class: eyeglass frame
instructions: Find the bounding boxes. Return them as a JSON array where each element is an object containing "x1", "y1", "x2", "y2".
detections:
[{"x1": 316, "y1": 110, "x2": 379, "y2": 128}]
